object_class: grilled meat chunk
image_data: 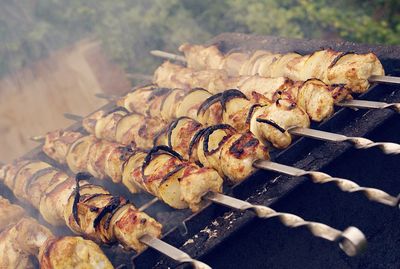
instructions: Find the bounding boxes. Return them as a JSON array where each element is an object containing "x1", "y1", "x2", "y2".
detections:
[{"x1": 178, "y1": 43, "x2": 385, "y2": 92}]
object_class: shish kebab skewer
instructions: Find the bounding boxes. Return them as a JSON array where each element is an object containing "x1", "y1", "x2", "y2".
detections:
[
  {"x1": 151, "y1": 45, "x2": 400, "y2": 92},
  {"x1": 62, "y1": 92, "x2": 399, "y2": 210},
  {"x1": 33, "y1": 131, "x2": 366, "y2": 257},
  {"x1": 0, "y1": 161, "x2": 210, "y2": 269},
  {"x1": 150, "y1": 64, "x2": 400, "y2": 154},
  {"x1": 0, "y1": 196, "x2": 114, "y2": 269},
  {"x1": 111, "y1": 84, "x2": 400, "y2": 156},
  {"x1": 152, "y1": 61, "x2": 400, "y2": 122}
]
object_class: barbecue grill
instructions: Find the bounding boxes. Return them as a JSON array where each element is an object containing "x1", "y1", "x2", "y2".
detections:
[{"x1": 1, "y1": 32, "x2": 400, "y2": 269}]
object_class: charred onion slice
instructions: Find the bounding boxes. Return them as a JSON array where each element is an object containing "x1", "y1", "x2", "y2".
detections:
[
  {"x1": 167, "y1": 117, "x2": 202, "y2": 159},
  {"x1": 66, "y1": 136, "x2": 97, "y2": 174},
  {"x1": 197, "y1": 124, "x2": 235, "y2": 176},
  {"x1": 160, "y1": 88, "x2": 186, "y2": 121},
  {"x1": 13, "y1": 161, "x2": 51, "y2": 200},
  {"x1": 196, "y1": 92, "x2": 223, "y2": 126},
  {"x1": 176, "y1": 88, "x2": 212, "y2": 119}
]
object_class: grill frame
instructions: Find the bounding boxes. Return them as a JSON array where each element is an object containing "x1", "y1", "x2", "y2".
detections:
[
  {"x1": 1, "y1": 33, "x2": 399, "y2": 268},
  {"x1": 134, "y1": 33, "x2": 400, "y2": 268}
]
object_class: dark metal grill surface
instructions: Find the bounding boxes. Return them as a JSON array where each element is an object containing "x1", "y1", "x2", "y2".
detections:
[{"x1": 1, "y1": 33, "x2": 400, "y2": 269}]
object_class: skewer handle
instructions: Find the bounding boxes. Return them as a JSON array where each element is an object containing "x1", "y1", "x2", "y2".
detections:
[
  {"x1": 369, "y1": 75, "x2": 400, "y2": 85},
  {"x1": 289, "y1": 127, "x2": 400, "y2": 155},
  {"x1": 150, "y1": 50, "x2": 187, "y2": 62},
  {"x1": 206, "y1": 192, "x2": 366, "y2": 256},
  {"x1": 253, "y1": 160, "x2": 400, "y2": 208},
  {"x1": 337, "y1": 99, "x2": 400, "y2": 112},
  {"x1": 140, "y1": 235, "x2": 211, "y2": 269}
]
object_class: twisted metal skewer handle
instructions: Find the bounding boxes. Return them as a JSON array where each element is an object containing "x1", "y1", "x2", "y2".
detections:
[
  {"x1": 206, "y1": 192, "x2": 367, "y2": 256},
  {"x1": 337, "y1": 99, "x2": 400, "y2": 113},
  {"x1": 140, "y1": 235, "x2": 211, "y2": 269},
  {"x1": 289, "y1": 127, "x2": 400, "y2": 155},
  {"x1": 254, "y1": 160, "x2": 400, "y2": 208}
]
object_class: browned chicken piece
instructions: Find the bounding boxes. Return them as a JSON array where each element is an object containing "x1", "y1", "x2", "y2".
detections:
[
  {"x1": 200, "y1": 89, "x2": 310, "y2": 149},
  {"x1": 139, "y1": 146, "x2": 223, "y2": 211},
  {"x1": 154, "y1": 61, "x2": 230, "y2": 94},
  {"x1": 179, "y1": 43, "x2": 225, "y2": 71},
  {"x1": 278, "y1": 79, "x2": 351, "y2": 122},
  {"x1": 43, "y1": 130, "x2": 223, "y2": 212},
  {"x1": 0, "y1": 159, "x2": 162, "y2": 253},
  {"x1": 284, "y1": 50, "x2": 384, "y2": 92},
  {"x1": 83, "y1": 107, "x2": 167, "y2": 149},
  {"x1": 117, "y1": 86, "x2": 213, "y2": 123},
  {"x1": 0, "y1": 196, "x2": 26, "y2": 230},
  {"x1": 116, "y1": 86, "x2": 172, "y2": 117},
  {"x1": 39, "y1": 236, "x2": 114, "y2": 269},
  {"x1": 0, "y1": 217, "x2": 53, "y2": 269},
  {"x1": 250, "y1": 98, "x2": 310, "y2": 149},
  {"x1": 219, "y1": 51, "x2": 251, "y2": 76},
  {"x1": 0, "y1": 196, "x2": 114, "y2": 269},
  {"x1": 153, "y1": 62, "x2": 351, "y2": 122},
  {"x1": 178, "y1": 43, "x2": 385, "y2": 92},
  {"x1": 164, "y1": 117, "x2": 270, "y2": 183}
]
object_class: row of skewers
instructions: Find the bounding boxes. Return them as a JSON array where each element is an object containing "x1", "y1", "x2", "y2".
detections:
[{"x1": 2, "y1": 42, "x2": 400, "y2": 268}]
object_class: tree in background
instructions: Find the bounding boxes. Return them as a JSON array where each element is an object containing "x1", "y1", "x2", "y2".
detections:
[{"x1": 0, "y1": 0, "x2": 399, "y2": 78}]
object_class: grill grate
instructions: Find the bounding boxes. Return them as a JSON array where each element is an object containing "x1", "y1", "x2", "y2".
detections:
[{"x1": 1, "y1": 33, "x2": 400, "y2": 268}]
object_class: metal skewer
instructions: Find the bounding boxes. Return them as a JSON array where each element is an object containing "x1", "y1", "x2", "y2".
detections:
[
  {"x1": 30, "y1": 135, "x2": 45, "y2": 142},
  {"x1": 206, "y1": 192, "x2": 366, "y2": 256},
  {"x1": 95, "y1": 93, "x2": 120, "y2": 101},
  {"x1": 337, "y1": 99, "x2": 400, "y2": 112},
  {"x1": 64, "y1": 113, "x2": 84, "y2": 121},
  {"x1": 151, "y1": 50, "x2": 187, "y2": 62},
  {"x1": 369, "y1": 75, "x2": 400, "y2": 85},
  {"x1": 59, "y1": 112, "x2": 400, "y2": 207},
  {"x1": 151, "y1": 50, "x2": 400, "y2": 86},
  {"x1": 289, "y1": 127, "x2": 400, "y2": 155},
  {"x1": 140, "y1": 235, "x2": 211, "y2": 269},
  {"x1": 253, "y1": 160, "x2": 400, "y2": 208},
  {"x1": 65, "y1": 109, "x2": 400, "y2": 156}
]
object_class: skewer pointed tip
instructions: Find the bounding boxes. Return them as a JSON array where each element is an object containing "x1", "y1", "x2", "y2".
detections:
[
  {"x1": 64, "y1": 113, "x2": 83, "y2": 121},
  {"x1": 30, "y1": 135, "x2": 45, "y2": 142},
  {"x1": 95, "y1": 93, "x2": 118, "y2": 101},
  {"x1": 150, "y1": 50, "x2": 187, "y2": 62}
]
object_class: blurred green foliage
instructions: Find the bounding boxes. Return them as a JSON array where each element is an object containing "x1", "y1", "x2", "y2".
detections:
[{"x1": 0, "y1": 0, "x2": 399, "y2": 77}]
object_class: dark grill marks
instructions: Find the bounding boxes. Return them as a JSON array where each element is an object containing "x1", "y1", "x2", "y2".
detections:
[
  {"x1": 197, "y1": 92, "x2": 222, "y2": 116},
  {"x1": 203, "y1": 124, "x2": 235, "y2": 155},
  {"x1": 188, "y1": 128, "x2": 207, "y2": 161},
  {"x1": 22, "y1": 167, "x2": 55, "y2": 199},
  {"x1": 147, "y1": 88, "x2": 171, "y2": 103},
  {"x1": 106, "y1": 106, "x2": 131, "y2": 115},
  {"x1": 229, "y1": 132, "x2": 260, "y2": 158},
  {"x1": 256, "y1": 118, "x2": 286, "y2": 133},
  {"x1": 142, "y1": 145, "x2": 184, "y2": 180},
  {"x1": 220, "y1": 89, "x2": 248, "y2": 112},
  {"x1": 328, "y1": 51, "x2": 355, "y2": 69},
  {"x1": 246, "y1": 104, "x2": 263, "y2": 124},
  {"x1": 73, "y1": 172, "x2": 93, "y2": 226},
  {"x1": 167, "y1": 117, "x2": 194, "y2": 148},
  {"x1": 160, "y1": 164, "x2": 186, "y2": 184},
  {"x1": 93, "y1": 196, "x2": 124, "y2": 230}
]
